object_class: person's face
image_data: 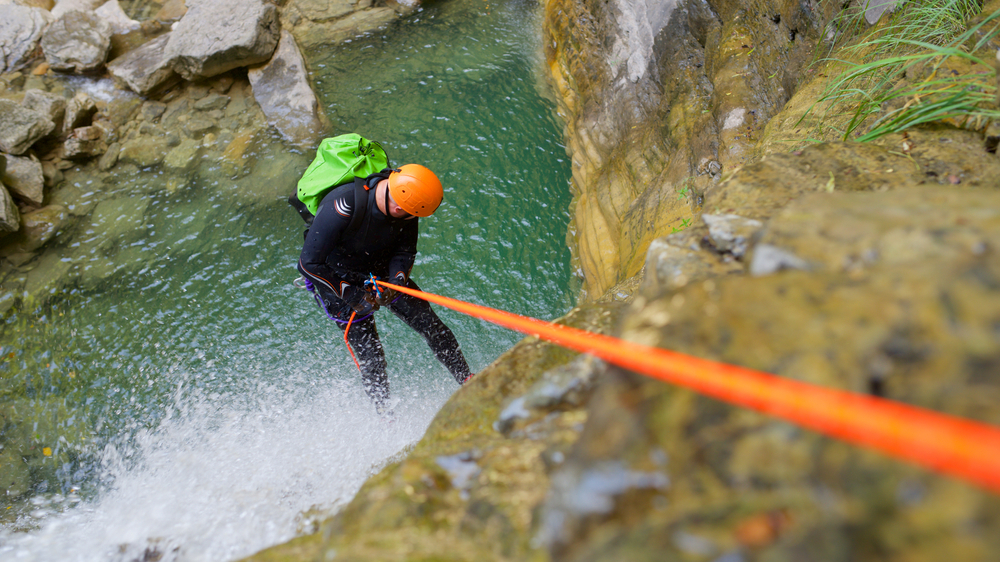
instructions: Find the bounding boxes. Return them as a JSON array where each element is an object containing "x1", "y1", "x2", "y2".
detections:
[{"x1": 387, "y1": 192, "x2": 410, "y2": 219}]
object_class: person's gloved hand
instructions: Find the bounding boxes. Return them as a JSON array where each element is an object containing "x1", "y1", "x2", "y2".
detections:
[
  {"x1": 374, "y1": 288, "x2": 397, "y2": 307},
  {"x1": 351, "y1": 294, "x2": 377, "y2": 315}
]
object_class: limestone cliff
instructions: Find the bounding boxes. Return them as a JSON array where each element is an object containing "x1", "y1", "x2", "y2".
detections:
[{"x1": 247, "y1": 0, "x2": 1000, "y2": 559}]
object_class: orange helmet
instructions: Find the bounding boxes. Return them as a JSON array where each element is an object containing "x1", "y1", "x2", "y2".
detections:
[{"x1": 388, "y1": 164, "x2": 443, "y2": 217}]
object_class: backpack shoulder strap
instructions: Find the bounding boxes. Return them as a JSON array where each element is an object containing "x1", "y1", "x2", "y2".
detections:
[{"x1": 346, "y1": 176, "x2": 370, "y2": 236}]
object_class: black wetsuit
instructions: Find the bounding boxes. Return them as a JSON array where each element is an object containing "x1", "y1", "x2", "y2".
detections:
[{"x1": 296, "y1": 173, "x2": 472, "y2": 409}]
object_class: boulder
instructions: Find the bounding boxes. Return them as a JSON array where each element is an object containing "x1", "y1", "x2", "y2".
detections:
[
  {"x1": 63, "y1": 126, "x2": 107, "y2": 159},
  {"x1": 107, "y1": 34, "x2": 180, "y2": 97},
  {"x1": 22, "y1": 89, "x2": 68, "y2": 133},
  {"x1": 41, "y1": 10, "x2": 114, "y2": 74},
  {"x1": 165, "y1": 0, "x2": 280, "y2": 80},
  {"x1": 1, "y1": 153, "x2": 44, "y2": 206},
  {"x1": 62, "y1": 91, "x2": 98, "y2": 135},
  {"x1": 0, "y1": 5, "x2": 53, "y2": 73},
  {"x1": 50, "y1": 0, "x2": 102, "y2": 18},
  {"x1": 94, "y1": 0, "x2": 140, "y2": 36},
  {"x1": 0, "y1": 183, "x2": 20, "y2": 236},
  {"x1": 247, "y1": 30, "x2": 326, "y2": 147}
]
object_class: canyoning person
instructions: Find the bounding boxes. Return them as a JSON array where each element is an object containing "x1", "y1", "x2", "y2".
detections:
[{"x1": 292, "y1": 159, "x2": 473, "y2": 415}]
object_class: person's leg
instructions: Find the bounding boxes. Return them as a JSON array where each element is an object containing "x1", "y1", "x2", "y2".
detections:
[
  {"x1": 388, "y1": 279, "x2": 473, "y2": 384},
  {"x1": 337, "y1": 315, "x2": 390, "y2": 410}
]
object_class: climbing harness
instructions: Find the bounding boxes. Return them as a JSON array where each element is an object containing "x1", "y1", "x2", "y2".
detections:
[
  {"x1": 364, "y1": 273, "x2": 383, "y2": 301},
  {"x1": 373, "y1": 279, "x2": 1000, "y2": 495}
]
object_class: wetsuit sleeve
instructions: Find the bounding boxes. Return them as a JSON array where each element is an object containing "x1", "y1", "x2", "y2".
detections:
[
  {"x1": 387, "y1": 219, "x2": 418, "y2": 284},
  {"x1": 297, "y1": 188, "x2": 366, "y2": 305}
]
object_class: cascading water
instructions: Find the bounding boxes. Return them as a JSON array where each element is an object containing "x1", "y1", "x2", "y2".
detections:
[{"x1": 0, "y1": 0, "x2": 572, "y2": 559}]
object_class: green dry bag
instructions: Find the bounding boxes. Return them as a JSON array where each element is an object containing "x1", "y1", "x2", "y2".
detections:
[{"x1": 296, "y1": 134, "x2": 389, "y2": 215}]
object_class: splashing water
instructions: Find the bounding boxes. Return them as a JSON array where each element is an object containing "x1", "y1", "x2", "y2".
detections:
[{"x1": 1, "y1": 374, "x2": 451, "y2": 561}]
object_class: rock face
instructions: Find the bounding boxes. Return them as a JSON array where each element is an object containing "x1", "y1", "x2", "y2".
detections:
[
  {"x1": 247, "y1": 30, "x2": 326, "y2": 147},
  {"x1": 0, "y1": 5, "x2": 53, "y2": 73},
  {"x1": 41, "y1": 10, "x2": 114, "y2": 73},
  {"x1": 246, "y1": 0, "x2": 1000, "y2": 560},
  {"x1": 544, "y1": 0, "x2": 831, "y2": 299},
  {"x1": 165, "y1": 0, "x2": 281, "y2": 80}
]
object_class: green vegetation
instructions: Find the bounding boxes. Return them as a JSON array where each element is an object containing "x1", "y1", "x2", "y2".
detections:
[{"x1": 802, "y1": 0, "x2": 1000, "y2": 141}]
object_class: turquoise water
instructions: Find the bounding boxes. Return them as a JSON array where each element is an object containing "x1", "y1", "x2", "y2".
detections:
[{"x1": 0, "y1": 0, "x2": 572, "y2": 559}]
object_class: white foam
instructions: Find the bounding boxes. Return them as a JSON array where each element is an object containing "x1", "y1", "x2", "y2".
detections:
[{"x1": 0, "y1": 373, "x2": 450, "y2": 562}]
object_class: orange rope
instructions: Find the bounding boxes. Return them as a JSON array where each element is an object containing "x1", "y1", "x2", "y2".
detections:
[
  {"x1": 344, "y1": 311, "x2": 362, "y2": 373},
  {"x1": 377, "y1": 280, "x2": 1000, "y2": 494}
]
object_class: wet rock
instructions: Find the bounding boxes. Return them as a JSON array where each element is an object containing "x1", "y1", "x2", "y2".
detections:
[
  {"x1": 293, "y1": 0, "x2": 373, "y2": 22},
  {"x1": 193, "y1": 93, "x2": 230, "y2": 112},
  {"x1": 0, "y1": 5, "x2": 53, "y2": 73},
  {"x1": 22, "y1": 250, "x2": 73, "y2": 305},
  {"x1": 85, "y1": 196, "x2": 148, "y2": 242},
  {"x1": 165, "y1": 0, "x2": 280, "y2": 80},
  {"x1": 0, "y1": 204, "x2": 68, "y2": 254},
  {"x1": 0, "y1": 183, "x2": 20, "y2": 236},
  {"x1": 140, "y1": 101, "x2": 167, "y2": 122},
  {"x1": 247, "y1": 30, "x2": 326, "y2": 147},
  {"x1": 1, "y1": 153, "x2": 44, "y2": 205},
  {"x1": 163, "y1": 138, "x2": 201, "y2": 172},
  {"x1": 220, "y1": 128, "x2": 261, "y2": 177},
  {"x1": 102, "y1": 93, "x2": 142, "y2": 130},
  {"x1": 107, "y1": 34, "x2": 180, "y2": 97},
  {"x1": 182, "y1": 117, "x2": 216, "y2": 139},
  {"x1": 41, "y1": 10, "x2": 113, "y2": 74},
  {"x1": 118, "y1": 136, "x2": 168, "y2": 168},
  {"x1": 22, "y1": 89, "x2": 67, "y2": 132},
  {"x1": 63, "y1": 125, "x2": 107, "y2": 159},
  {"x1": 47, "y1": 179, "x2": 97, "y2": 216},
  {"x1": 0, "y1": 99, "x2": 55, "y2": 155},
  {"x1": 97, "y1": 141, "x2": 119, "y2": 171},
  {"x1": 62, "y1": 92, "x2": 98, "y2": 135},
  {"x1": 290, "y1": 7, "x2": 399, "y2": 50}
]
